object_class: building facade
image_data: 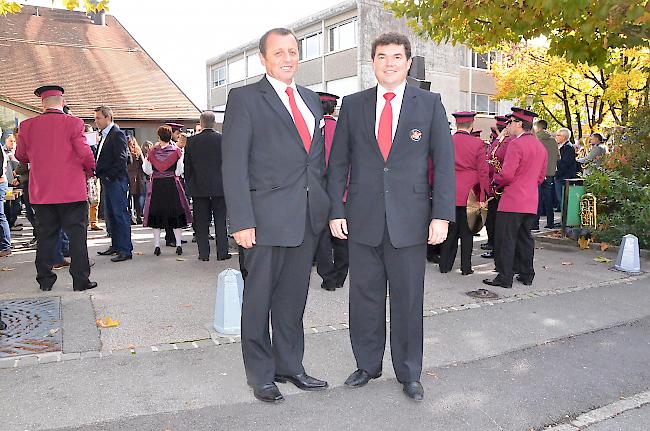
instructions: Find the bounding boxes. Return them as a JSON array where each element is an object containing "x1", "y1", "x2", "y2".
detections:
[{"x1": 206, "y1": 0, "x2": 512, "y2": 136}]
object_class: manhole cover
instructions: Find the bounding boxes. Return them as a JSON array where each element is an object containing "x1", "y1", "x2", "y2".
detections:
[
  {"x1": 465, "y1": 289, "x2": 499, "y2": 299},
  {"x1": 0, "y1": 297, "x2": 62, "y2": 358}
]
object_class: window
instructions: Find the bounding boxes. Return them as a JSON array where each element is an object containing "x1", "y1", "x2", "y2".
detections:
[
  {"x1": 247, "y1": 53, "x2": 265, "y2": 77},
  {"x1": 462, "y1": 48, "x2": 498, "y2": 70},
  {"x1": 228, "y1": 58, "x2": 246, "y2": 83},
  {"x1": 299, "y1": 32, "x2": 322, "y2": 61},
  {"x1": 212, "y1": 66, "x2": 226, "y2": 87},
  {"x1": 459, "y1": 92, "x2": 498, "y2": 114},
  {"x1": 329, "y1": 19, "x2": 357, "y2": 52}
]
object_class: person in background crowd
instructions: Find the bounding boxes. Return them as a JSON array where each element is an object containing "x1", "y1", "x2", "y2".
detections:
[
  {"x1": 439, "y1": 111, "x2": 490, "y2": 276},
  {"x1": 163, "y1": 123, "x2": 188, "y2": 248},
  {"x1": 127, "y1": 136, "x2": 145, "y2": 225},
  {"x1": 315, "y1": 91, "x2": 349, "y2": 291},
  {"x1": 142, "y1": 125, "x2": 191, "y2": 256},
  {"x1": 483, "y1": 107, "x2": 546, "y2": 289},
  {"x1": 16, "y1": 85, "x2": 96, "y2": 290},
  {"x1": 554, "y1": 127, "x2": 577, "y2": 211},
  {"x1": 94, "y1": 105, "x2": 133, "y2": 262},
  {"x1": 533, "y1": 119, "x2": 559, "y2": 229},
  {"x1": 85, "y1": 124, "x2": 102, "y2": 231},
  {"x1": 14, "y1": 127, "x2": 37, "y2": 245},
  {"x1": 3, "y1": 134, "x2": 22, "y2": 231},
  {"x1": 0, "y1": 136, "x2": 11, "y2": 257},
  {"x1": 577, "y1": 132, "x2": 607, "y2": 174}
]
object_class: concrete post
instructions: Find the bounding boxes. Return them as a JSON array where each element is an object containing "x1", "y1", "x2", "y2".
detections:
[
  {"x1": 614, "y1": 234, "x2": 641, "y2": 273},
  {"x1": 213, "y1": 268, "x2": 244, "y2": 335}
]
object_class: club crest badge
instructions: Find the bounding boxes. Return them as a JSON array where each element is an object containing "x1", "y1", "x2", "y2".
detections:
[{"x1": 410, "y1": 129, "x2": 422, "y2": 142}]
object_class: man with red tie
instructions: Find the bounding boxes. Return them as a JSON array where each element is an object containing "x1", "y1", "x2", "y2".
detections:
[
  {"x1": 222, "y1": 28, "x2": 330, "y2": 403},
  {"x1": 439, "y1": 112, "x2": 490, "y2": 275},
  {"x1": 328, "y1": 33, "x2": 455, "y2": 401},
  {"x1": 15, "y1": 85, "x2": 97, "y2": 292},
  {"x1": 481, "y1": 115, "x2": 510, "y2": 259},
  {"x1": 483, "y1": 107, "x2": 547, "y2": 289}
]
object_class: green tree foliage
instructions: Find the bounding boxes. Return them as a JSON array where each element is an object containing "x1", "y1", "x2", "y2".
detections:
[{"x1": 389, "y1": 0, "x2": 650, "y2": 67}]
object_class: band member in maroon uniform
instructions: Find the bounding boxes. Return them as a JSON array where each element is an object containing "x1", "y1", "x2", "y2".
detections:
[
  {"x1": 483, "y1": 108, "x2": 547, "y2": 289},
  {"x1": 439, "y1": 112, "x2": 490, "y2": 275}
]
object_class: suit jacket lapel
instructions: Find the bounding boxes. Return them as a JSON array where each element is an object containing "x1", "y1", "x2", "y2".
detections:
[
  {"x1": 388, "y1": 84, "x2": 418, "y2": 162},
  {"x1": 363, "y1": 87, "x2": 384, "y2": 161},
  {"x1": 258, "y1": 77, "x2": 306, "y2": 152},
  {"x1": 296, "y1": 86, "x2": 321, "y2": 153}
]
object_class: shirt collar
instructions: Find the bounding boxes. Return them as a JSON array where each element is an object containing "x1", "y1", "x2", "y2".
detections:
[
  {"x1": 377, "y1": 80, "x2": 407, "y2": 102},
  {"x1": 102, "y1": 122, "x2": 115, "y2": 137},
  {"x1": 266, "y1": 74, "x2": 296, "y2": 95}
]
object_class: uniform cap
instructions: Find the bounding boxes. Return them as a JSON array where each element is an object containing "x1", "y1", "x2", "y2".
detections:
[
  {"x1": 510, "y1": 107, "x2": 538, "y2": 123},
  {"x1": 495, "y1": 115, "x2": 509, "y2": 127},
  {"x1": 34, "y1": 85, "x2": 64, "y2": 100},
  {"x1": 452, "y1": 111, "x2": 477, "y2": 124},
  {"x1": 316, "y1": 91, "x2": 339, "y2": 102},
  {"x1": 165, "y1": 122, "x2": 184, "y2": 131}
]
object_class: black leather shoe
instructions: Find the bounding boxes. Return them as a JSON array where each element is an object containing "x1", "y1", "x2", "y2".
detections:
[
  {"x1": 176, "y1": 246, "x2": 183, "y2": 255},
  {"x1": 274, "y1": 373, "x2": 328, "y2": 391},
  {"x1": 97, "y1": 248, "x2": 117, "y2": 256},
  {"x1": 461, "y1": 269, "x2": 474, "y2": 276},
  {"x1": 321, "y1": 283, "x2": 336, "y2": 291},
  {"x1": 154, "y1": 247, "x2": 161, "y2": 256},
  {"x1": 516, "y1": 275, "x2": 533, "y2": 285},
  {"x1": 111, "y1": 253, "x2": 132, "y2": 262},
  {"x1": 74, "y1": 281, "x2": 98, "y2": 291},
  {"x1": 39, "y1": 284, "x2": 54, "y2": 292},
  {"x1": 165, "y1": 241, "x2": 176, "y2": 247},
  {"x1": 483, "y1": 277, "x2": 512, "y2": 288},
  {"x1": 251, "y1": 383, "x2": 284, "y2": 403},
  {"x1": 199, "y1": 256, "x2": 209, "y2": 261},
  {"x1": 480, "y1": 243, "x2": 493, "y2": 250},
  {"x1": 181, "y1": 239, "x2": 187, "y2": 244},
  {"x1": 217, "y1": 254, "x2": 232, "y2": 261},
  {"x1": 402, "y1": 381, "x2": 424, "y2": 401},
  {"x1": 344, "y1": 369, "x2": 381, "y2": 387},
  {"x1": 481, "y1": 251, "x2": 494, "y2": 259}
]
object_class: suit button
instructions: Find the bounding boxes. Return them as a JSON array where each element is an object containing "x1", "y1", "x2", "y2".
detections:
[{"x1": 383, "y1": 167, "x2": 389, "y2": 172}]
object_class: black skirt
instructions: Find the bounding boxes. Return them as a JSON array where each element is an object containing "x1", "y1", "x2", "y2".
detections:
[{"x1": 146, "y1": 177, "x2": 188, "y2": 229}]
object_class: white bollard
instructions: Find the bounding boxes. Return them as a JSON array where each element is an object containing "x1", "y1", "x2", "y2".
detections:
[
  {"x1": 213, "y1": 268, "x2": 244, "y2": 335},
  {"x1": 613, "y1": 234, "x2": 641, "y2": 273}
]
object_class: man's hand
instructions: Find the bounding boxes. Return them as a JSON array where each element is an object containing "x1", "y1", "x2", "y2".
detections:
[
  {"x1": 233, "y1": 228, "x2": 256, "y2": 249},
  {"x1": 329, "y1": 219, "x2": 348, "y2": 240},
  {"x1": 428, "y1": 219, "x2": 449, "y2": 245}
]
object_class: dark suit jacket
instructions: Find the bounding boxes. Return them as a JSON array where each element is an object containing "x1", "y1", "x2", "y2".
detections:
[
  {"x1": 555, "y1": 142, "x2": 577, "y2": 181},
  {"x1": 184, "y1": 129, "x2": 224, "y2": 197},
  {"x1": 221, "y1": 76, "x2": 330, "y2": 247},
  {"x1": 95, "y1": 124, "x2": 128, "y2": 182},
  {"x1": 327, "y1": 84, "x2": 455, "y2": 249}
]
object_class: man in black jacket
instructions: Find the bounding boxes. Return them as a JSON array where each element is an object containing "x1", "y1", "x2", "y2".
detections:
[
  {"x1": 554, "y1": 128, "x2": 577, "y2": 211},
  {"x1": 94, "y1": 106, "x2": 133, "y2": 262},
  {"x1": 184, "y1": 111, "x2": 230, "y2": 261}
]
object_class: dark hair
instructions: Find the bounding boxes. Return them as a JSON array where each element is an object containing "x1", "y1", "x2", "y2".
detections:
[
  {"x1": 321, "y1": 99, "x2": 337, "y2": 116},
  {"x1": 94, "y1": 105, "x2": 113, "y2": 120},
  {"x1": 259, "y1": 28, "x2": 298, "y2": 56},
  {"x1": 84, "y1": 124, "x2": 93, "y2": 133},
  {"x1": 371, "y1": 32, "x2": 412, "y2": 60},
  {"x1": 536, "y1": 119, "x2": 548, "y2": 130},
  {"x1": 591, "y1": 132, "x2": 604, "y2": 143},
  {"x1": 157, "y1": 125, "x2": 172, "y2": 143},
  {"x1": 521, "y1": 120, "x2": 533, "y2": 131},
  {"x1": 497, "y1": 124, "x2": 505, "y2": 132}
]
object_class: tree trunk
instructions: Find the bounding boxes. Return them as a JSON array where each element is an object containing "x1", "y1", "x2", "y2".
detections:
[{"x1": 561, "y1": 86, "x2": 574, "y2": 142}]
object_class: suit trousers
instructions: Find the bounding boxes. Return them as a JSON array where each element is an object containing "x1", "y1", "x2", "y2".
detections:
[
  {"x1": 101, "y1": 177, "x2": 133, "y2": 255},
  {"x1": 538, "y1": 176, "x2": 555, "y2": 228},
  {"x1": 494, "y1": 211, "x2": 536, "y2": 286},
  {"x1": 33, "y1": 201, "x2": 91, "y2": 290},
  {"x1": 439, "y1": 206, "x2": 473, "y2": 273},
  {"x1": 348, "y1": 225, "x2": 426, "y2": 383},
  {"x1": 192, "y1": 196, "x2": 228, "y2": 259},
  {"x1": 315, "y1": 229, "x2": 349, "y2": 288},
  {"x1": 240, "y1": 214, "x2": 318, "y2": 385},
  {"x1": 485, "y1": 195, "x2": 500, "y2": 247}
]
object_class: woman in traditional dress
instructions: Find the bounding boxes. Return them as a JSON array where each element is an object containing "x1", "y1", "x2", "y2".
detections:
[{"x1": 142, "y1": 126, "x2": 192, "y2": 256}]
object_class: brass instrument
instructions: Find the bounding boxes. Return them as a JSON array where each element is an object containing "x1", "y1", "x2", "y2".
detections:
[
  {"x1": 580, "y1": 193, "x2": 598, "y2": 229},
  {"x1": 488, "y1": 140, "x2": 504, "y2": 196}
]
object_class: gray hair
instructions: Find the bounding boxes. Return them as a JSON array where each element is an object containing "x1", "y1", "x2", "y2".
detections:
[
  {"x1": 556, "y1": 128, "x2": 571, "y2": 140},
  {"x1": 199, "y1": 111, "x2": 217, "y2": 129}
]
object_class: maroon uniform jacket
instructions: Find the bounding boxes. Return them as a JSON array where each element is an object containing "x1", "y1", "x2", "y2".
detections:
[
  {"x1": 452, "y1": 130, "x2": 490, "y2": 206},
  {"x1": 16, "y1": 108, "x2": 95, "y2": 204},
  {"x1": 494, "y1": 132, "x2": 547, "y2": 214}
]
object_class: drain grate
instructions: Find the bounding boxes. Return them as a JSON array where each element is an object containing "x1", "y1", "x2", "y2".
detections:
[
  {"x1": 0, "y1": 297, "x2": 62, "y2": 358},
  {"x1": 465, "y1": 289, "x2": 499, "y2": 299}
]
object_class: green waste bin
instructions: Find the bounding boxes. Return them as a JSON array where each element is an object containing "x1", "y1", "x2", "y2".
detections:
[{"x1": 562, "y1": 178, "x2": 584, "y2": 228}]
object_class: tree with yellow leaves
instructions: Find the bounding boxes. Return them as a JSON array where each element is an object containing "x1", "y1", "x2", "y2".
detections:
[{"x1": 1, "y1": 0, "x2": 108, "y2": 15}]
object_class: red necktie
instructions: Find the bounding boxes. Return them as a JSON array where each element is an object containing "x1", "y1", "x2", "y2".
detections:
[
  {"x1": 286, "y1": 87, "x2": 311, "y2": 153},
  {"x1": 378, "y1": 92, "x2": 396, "y2": 161}
]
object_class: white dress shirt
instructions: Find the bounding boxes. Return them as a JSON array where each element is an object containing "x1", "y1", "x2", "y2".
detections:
[
  {"x1": 96, "y1": 122, "x2": 114, "y2": 160},
  {"x1": 266, "y1": 74, "x2": 315, "y2": 138},
  {"x1": 375, "y1": 80, "x2": 407, "y2": 141}
]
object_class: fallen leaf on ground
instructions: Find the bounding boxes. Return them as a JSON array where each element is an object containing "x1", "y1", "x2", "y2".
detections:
[
  {"x1": 96, "y1": 316, "x2": 120, "y2": 328},
  {"x1": 425, "y1": 371, "x2": 439, "y2": 379},
  {"x1": 48, "y1": 328, "x2": 60, "y2": 336},
  {"x1": 578, "y1": 236, "x2": 591, "y2": 249},
  {"x1": 594, "y1": 256, "x2": 612, "y2": 263},
  {"x1": 1, "y1": 267, "x2": 14, "y2": 271},
  {"x1": 127, "y1": 343, "x2": 136, "y2": 349},
  {"x1": 134, "y1": 252, "x2": 145, "y2": 256},
  {"x1": 182, "y1": 304, "x2": 192, "y2": 308},
  {"x1": 561, "y1": 261, "x2": 574, "y2": 266},
  {"x1": 542, "y1": 266, "x2": 549, "y2": 270},
  {"x1": 600, "y1": 242, "x2": 610, "y2": 251},
  {"x1": 176, "y1": 258, "x2": 185, "y2": 261}
]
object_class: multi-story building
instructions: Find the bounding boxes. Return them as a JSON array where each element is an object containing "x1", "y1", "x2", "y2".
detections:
[{"x1": 206, "y1": 0, "x2": 512, "y2": 136}]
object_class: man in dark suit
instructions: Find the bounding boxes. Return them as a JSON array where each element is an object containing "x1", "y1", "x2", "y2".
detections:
[
  {"x1": 554, "y1": 127, "x2": 577, "y2": 210},
  {"x1": 327, "y1": 33, "x2": 456, "y2": 401},
  {"x1": 222, "y1": 28, "x2": 330, "y2": 403},
  {"x1": 184, "y1": 111, "x2": 230, "y2": 261},
  {"x1": 94, "y1": 106, "x2": 133, "y2": 262},
  {"x1": 15, "y1": 85, "x2": 97, "y2": 291}
]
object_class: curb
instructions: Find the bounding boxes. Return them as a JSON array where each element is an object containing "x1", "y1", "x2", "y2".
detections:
[{"x1": 535, "y1": 234, "x2": 650, "y2": 260}]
